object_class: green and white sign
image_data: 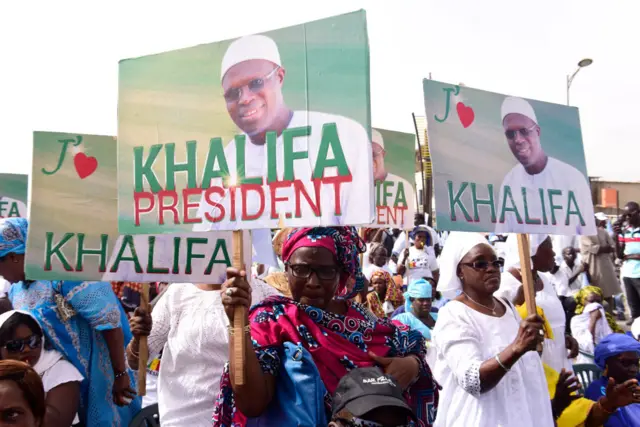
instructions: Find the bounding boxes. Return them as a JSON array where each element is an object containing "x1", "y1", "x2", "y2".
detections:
[
  {"x1": 0, "y1": 173, "x2": 28, "y2": 219},
  {"x1": 26, "y1": 132, "x2": 249, "y2": 282},
  {"x1": 370, "y1": 128, "x2": 415, "y2": 229},
  {"x1": 423, "y1": 80, "x2": 595, "y2": 235},
  {"x1": 117, "y1": 10, "x2": 373, "y2": 234}
]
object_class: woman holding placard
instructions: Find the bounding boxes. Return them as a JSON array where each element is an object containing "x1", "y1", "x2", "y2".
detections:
[
  {"x1": 496, "y1": 234, "x2": 579, "y2": 373},
  {"x1": 0, "y1": 218, "x2": 140, "y2": 427},
  {"x1": 126, "y1": 279, "x2": 281, "y2": 427},
  {"x1": 432, "y1": 232, "x2": 553, "y2": 427},
  {"x1": 398, "y1": 226, "x2": 440, "y2": 284},
  {"x1": 215, "y1": 226, "x2": 439, "y2": 426}
]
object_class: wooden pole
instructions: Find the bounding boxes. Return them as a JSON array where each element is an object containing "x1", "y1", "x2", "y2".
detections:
[
  {"x1": 355, "y1": 228, "x2": 367, "y2": 303},
  {"x1": 516, "y1": 234, "x2": 543, "y2": 351},
  {"x1": 232, "y1": 230, "x2": 246, "y2": 386},
  {"x1": 137, "y1": 283, "x2": 150, "y2": 396}
]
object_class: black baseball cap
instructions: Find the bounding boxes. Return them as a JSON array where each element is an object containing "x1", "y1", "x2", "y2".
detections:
[{"x1": 332, "y1": 367, "x2": 416, "y2": 421}]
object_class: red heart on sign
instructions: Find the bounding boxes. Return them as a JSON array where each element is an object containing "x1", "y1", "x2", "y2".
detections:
[
  {"x1": 456, "y1": 102, "x2": 475, "y2": 128},
  {"x1": 73, "y1": 152, "x2": 98, "y2": 179}
]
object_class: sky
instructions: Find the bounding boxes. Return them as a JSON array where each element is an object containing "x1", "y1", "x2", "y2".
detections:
[{"x1": 0, "y1": 0, "x2": 637, "y2": 182}]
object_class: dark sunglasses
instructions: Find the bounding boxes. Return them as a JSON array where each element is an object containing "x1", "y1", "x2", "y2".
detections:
[
  {"x1": 223, "y1": 66, "x2": 280, "y2": 102},
  {"x1": 504, "y1": 124, "x2": 537, "y2": 140},
  {"x1": 460, "y1": 259, "x2": 504, "y2": 270},
  {"x1": 287, "y1": 264, "x2": 340, "y2": 280},
  {"x1": 3, "y1": 335, "x2": 41, "y2": 353}
]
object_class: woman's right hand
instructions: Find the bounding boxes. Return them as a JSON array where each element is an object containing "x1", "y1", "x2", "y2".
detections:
[
  {"x1": 552, "y1": 369, "x2": 581, "y2": 417},
  {"x1": 512, "y1": 314, "x2": 545, "y2": 355},
  {"x1": 129, "y1": 307, "x2": 152, "y2": 339},
  {"x1": 221, "y1": 267, "x2": 252, "y2": 323}
]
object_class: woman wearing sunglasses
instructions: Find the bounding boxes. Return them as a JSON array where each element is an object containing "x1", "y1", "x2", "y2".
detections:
[
  {"x1": 432, "y1": 232, "x2": 553, "y2": 427},
  {"x1": 496, "y1": 234, "x2": 579, "y2": 374},
  {"x1": 0, "y1": 310, "x2": 82, "y2": 427}
]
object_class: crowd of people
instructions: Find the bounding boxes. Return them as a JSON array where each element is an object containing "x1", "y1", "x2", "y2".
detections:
[{"x1": 0, "y1": 204, "x2": 638, "y2": 426}]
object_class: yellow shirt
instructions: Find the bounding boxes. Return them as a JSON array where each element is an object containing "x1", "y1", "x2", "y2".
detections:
[{"x1": 544, "y1": 363, "x2": 596, "y2": 427}]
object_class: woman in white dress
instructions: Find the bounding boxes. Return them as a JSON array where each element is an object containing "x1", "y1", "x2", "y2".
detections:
[
  {"x1": 126, "y1": 281, "x2": 281, "y2": 427},
  {"x1": 432, "y1": 232, "x2": 554, "y2": 427},
  {"x1": 496, "y1": 234, "x2": 579, "y2": 373}
]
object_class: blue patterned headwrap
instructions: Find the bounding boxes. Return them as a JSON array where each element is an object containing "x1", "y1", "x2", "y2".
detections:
[
  {"x1": 0, "y1": 218, "x2": 28, "y2": 259},
  {"x1": 282, "y1": 226, "x2": 366, "y2": 300},
  {"x1": 594, "y1": 333, "x2": 640, "y2": 370},
  {"x1": 404, "y1": 278, "x2": 433, "y2": 314}
]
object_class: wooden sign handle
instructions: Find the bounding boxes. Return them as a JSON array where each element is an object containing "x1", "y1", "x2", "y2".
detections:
[
  {"x1": 516, "y1": 234, "x2": 543, "y2": 352},
  {"x1": 232, "y1": 230, "x2": 246, "y2": 386},
  {"x1": 137, "y1": 282, "x2": 150, "y2": 396},
  {"x1": 358, "y1": 228, "x2": 365, "y2": 266},
  {"x1": 404, "y1": 230, "x2": 410, "y2": 252}
]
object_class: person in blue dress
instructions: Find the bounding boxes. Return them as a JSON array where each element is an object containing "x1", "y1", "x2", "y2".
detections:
[
  {"x1": 585, "y1": 333, "x2": 640, "y2": 426},
  {"x1": 0, "y1": 218, "x2": 141, "y2": 426},
  {"x1": 393, "y1": 278, "x2": 438, "y2": 340}
]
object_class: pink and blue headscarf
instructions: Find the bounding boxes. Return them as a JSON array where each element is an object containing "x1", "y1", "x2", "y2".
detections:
[
  {"x1": 281, "y1": 226, "x2": 366, "y2": 300},
  {"x1": 0, "y1": 218, "x2": 28, "y2": 259},
  {"x1": 594, "y1": 333, "x2": 640, "y2": 370}
]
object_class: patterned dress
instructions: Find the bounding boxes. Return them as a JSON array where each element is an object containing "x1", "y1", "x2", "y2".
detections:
[
  {"x1": 212, "y1": 296, "x2": 438, "y2": 426},
  {"x1": 9, "y1": 280, "x2": 141, "y2": 426}
]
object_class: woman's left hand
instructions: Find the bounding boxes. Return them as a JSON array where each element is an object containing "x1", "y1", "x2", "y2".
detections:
[
  {"x1": 565, "y1": 335, "x2": 579, "y2": 359},
  {"x1": 112, "y1": 373, "x2": 136, "y2": 406},
  {"x1": 368, "y1": 352, "x2": 420, "y2": 389}
]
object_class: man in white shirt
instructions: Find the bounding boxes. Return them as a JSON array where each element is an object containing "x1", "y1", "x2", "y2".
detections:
[
  {"x1": 194, "y1": 34, "x2": 372, "y2": 231},
  {"x1": 551, "y1": 246, "x2": 587, "y2": 334},
  {"x1": 371, "y1": 129, "x2": 414, "y2": 228},
  {"x1": 552, "y1": 247, "x2": 586, "y2": 298},
  {"x1": 495, "y1": 97, "x2": 594, "y2": 235},
  {"x1": 551, "y1": 235, "x2": 580, "y2": 265}
]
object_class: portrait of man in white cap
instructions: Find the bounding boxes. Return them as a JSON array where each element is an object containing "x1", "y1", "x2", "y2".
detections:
[
  {"x1": 371, "y1": 129, "x2": 414, "y2": 227},
  {"x1": 194, "y1": 34, "x2": 372, "y2": 230},
  {"x1": 495, "y1": 96, "x2": 594, "y2": 234}
]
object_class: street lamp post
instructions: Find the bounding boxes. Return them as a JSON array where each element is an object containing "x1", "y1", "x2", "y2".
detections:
[{"x1": 566, "y1": 58, "x2": 593, "y2": 105}]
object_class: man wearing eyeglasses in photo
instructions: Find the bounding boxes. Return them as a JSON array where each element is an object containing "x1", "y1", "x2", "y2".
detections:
[
  {"x1": 371, "y1": 129, "x2": 414, "y2": 229},
  {"x1": 193, "y1": 34, "x2": 371, "y2": 231},
  {"x1": 494, "y1": 96, "x2": 594, "y2": 235}
]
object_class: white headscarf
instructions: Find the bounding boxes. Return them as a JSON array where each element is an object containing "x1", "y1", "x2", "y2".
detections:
[
  {"x1": 0, "y1": 310, "x2": 63, "y2": 374},
  {"x1": 503, "y1": 234, "x2": 550, "y2": 269},
  {"x1": 438, "y1": 232, "x2": 494, "y2": 299}
]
